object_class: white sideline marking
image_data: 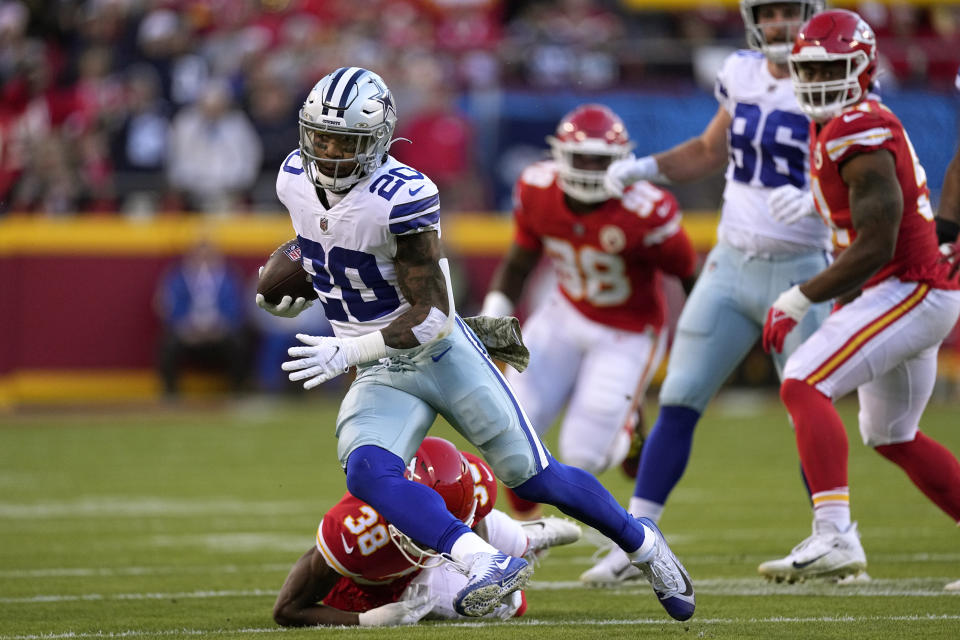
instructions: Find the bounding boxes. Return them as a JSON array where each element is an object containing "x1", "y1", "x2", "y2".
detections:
[
  {"x1": 0, "y1": 498, "x2": 313, "y2": 519},
  {"x1": 2, "y1": 615, "x2": 960, "y2": 639},
  {"x1": 0, "y1": 564, "x2": 290, "y2": 579},
  {"x1": 0, "y1": 589, "x2": 275, "y2": 604},
  {"x1": 5, "y1": 578, "x2": 959, "y2": 604}
]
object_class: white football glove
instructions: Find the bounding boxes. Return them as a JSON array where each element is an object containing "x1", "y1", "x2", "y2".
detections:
[
  {"x1": 767, "y1": 184, "x2": 817, "y2": 225},
  {"x1": 357, "y1": 592, "x2": 437, "y2": 627},
  {"x1": 604, "y1": 155, "x2": 660, "y2": 196},
  {"x1": 282, "y1": 332, "x2": 387, "y2": 389},
  {"x1": 255, "y1": 293, "x2": 314, "y2": 318}
]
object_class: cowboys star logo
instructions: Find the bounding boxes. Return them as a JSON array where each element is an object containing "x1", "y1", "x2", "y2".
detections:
[{"x1": 371, "y1": 83, "x2": 396, "y2": 119}]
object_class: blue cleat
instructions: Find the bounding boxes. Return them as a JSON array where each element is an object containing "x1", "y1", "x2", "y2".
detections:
[
  {"x1": 630, "y1": 517, "x2": 696, "y2": 621},
  {"x1": 453, "y1": 551, "x2": 533, "y2": 617}
]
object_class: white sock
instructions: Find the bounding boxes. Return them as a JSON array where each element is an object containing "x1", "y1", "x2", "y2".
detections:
[
  {"x1": 629, "y1": 496, "x2": 664, "y2": 523},
  {"x1": 450, "y1": 531, "x2": 499, "y2": 564},
  {"x1": 629, "y1": 522, "x2": 658, "y2": 562},
  {"x1": 811, "y1": 488, "x2": 851, "y2": 532}
]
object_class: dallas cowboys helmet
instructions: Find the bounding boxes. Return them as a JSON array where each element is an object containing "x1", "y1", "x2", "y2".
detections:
[
  {"x1": 741, "y1": 0, "x2": 824, "y2": 64},
  {"x1": 299, "y1": 67, "x2": 398, "y2": 191}
]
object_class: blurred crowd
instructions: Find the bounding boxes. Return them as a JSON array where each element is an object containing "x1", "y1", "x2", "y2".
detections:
[{"x1": 1, "y1": 0, "x2": 959, "y2": 217}]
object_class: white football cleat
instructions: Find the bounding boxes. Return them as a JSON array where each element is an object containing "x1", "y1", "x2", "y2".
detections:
[
  {"x1": 579, "y1": 546, "x2": 642, "y2": 585},
  {"x1": 758, "y1": 521, "x2": 867, "y2": 583},
  {"x1": 522, "y1": 517, "x2": 582, "y2": 555},
  {"x1": 630, "y1": 518, "x2": 696, "y2": 621},
  {"x1": 945, "y1": 579, "x2": 960, "y2": 592},
  {"x1": 453, "y1": 552, "x2": 532, "y2": 617}
]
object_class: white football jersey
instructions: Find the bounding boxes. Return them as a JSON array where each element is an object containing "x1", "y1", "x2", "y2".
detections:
[
  {"x1": 715, "y1": 50, "x2": 831, "y2": 252},
  {"x1": 276, "y1": 149, "x2": 445, "y2": 338}
]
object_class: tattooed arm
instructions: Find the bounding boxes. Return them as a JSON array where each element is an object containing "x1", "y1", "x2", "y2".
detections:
[
  {"x1": 798, "y1": 150, "x2": 902, "y2": 303},
  {"x1": 382, "y1": 230, "x2": 452, "y2": 350}
]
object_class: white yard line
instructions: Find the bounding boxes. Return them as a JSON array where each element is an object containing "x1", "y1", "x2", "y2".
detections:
[
  {"x1": 2, "y1": 614, "x2": 960, "y2": 639},
  {"x1": 4, "y1": 578, "x2": 959, "y2": 604},
  {"x1": 0, "y1": 565, "x2": 290, "y2": 579}
]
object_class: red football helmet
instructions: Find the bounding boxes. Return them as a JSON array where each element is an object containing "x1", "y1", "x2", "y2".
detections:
[
  {"x1": 388, "y1": 437, "x2": 479, "y2": 569},
  {"x1": 404, "y1": 437, "x2": 478, "y2": 525},
  {"x1": 546, "y1": 104, "x2": 633, "y2": 203},
  {"x1": 462, "y1": 451, "x2": 498, "y2": 525},
  {"x1": 788, "y1": 9, "x2": 877, "y2": 122}
]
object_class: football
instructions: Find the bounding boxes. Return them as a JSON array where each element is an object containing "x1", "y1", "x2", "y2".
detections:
[{"x1": 256, "y1": 238, "x2": 318, "y2": 305}]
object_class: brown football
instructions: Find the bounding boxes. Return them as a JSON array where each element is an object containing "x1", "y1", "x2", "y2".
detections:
[{"x1": 257, "y1": 238, "x2": 318, "y2": 305}]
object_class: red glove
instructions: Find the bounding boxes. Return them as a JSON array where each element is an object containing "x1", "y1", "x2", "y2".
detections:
[
  {"x1": 762, "y1": 285, "x2": 813, "y2": 354},
  {"x1": 762, "y1": 308, "x2": 798, "y2": 353}
]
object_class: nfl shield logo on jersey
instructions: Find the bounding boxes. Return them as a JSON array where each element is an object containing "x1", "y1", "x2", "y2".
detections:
[{"x1": 319, "y1": 217, "x2": 329, "y2": 233}]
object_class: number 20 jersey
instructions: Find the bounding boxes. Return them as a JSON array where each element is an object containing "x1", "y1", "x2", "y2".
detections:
[
  {"x1": 512, "y1": 160, "x2": 697, "y2": 333},
  {"x1": 715, "y1": 50, "x2": 831, "y2": 251},
  {"x1": 276, "y1": 149, "x2": 443, "y2": 339}
]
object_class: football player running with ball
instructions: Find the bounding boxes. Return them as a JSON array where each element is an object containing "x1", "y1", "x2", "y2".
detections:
[
  {"x1": 584, "y1": 0, "x2": 832, "y2": 584},
  {"x1": 481, "y1": 104, "x2": 697, "y2": 518},
  {"x1": 757, "y1": 9, "x2": 960, "y2": 582},
  {"x1": 258, "y1": 67, "x2": 695, "y2": 621}
]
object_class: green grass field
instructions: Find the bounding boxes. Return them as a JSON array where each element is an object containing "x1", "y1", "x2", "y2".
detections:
[{"x1": 1, "y1": 391, "x2": 959, "y2": 639}]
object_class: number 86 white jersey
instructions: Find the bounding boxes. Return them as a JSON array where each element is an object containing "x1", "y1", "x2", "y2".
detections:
[
  {"x1": 276, "y1": 149, "x2": 444, "y2": 338},
  {"x1": 715, "y1": 50, "x2": 831, "y2": 251}
]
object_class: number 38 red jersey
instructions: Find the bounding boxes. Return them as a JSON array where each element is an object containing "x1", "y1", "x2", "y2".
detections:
[
  {"x1": 513, "y1": 161, "x2": 697, "y2": 333},
  {"x1": 809, "y1": 100, "x2": 957, "y2": 290}
]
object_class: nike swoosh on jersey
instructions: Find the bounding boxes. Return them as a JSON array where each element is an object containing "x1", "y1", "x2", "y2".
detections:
[
  {"x1": 409, "y1": 185, "x2": 424, "y2": 196},
  {"x1": 341, "y1": 533, "x2": 355, "y2": 554},
  {"x1": 842, "y1": 112, "x2": 864, "y2": 122},
  {"x1": 431, "y1": 346, "x2": 452, "y2": 362},
  {"x1": 791, "y1": 553, "x2": 828, "y2": 569}
]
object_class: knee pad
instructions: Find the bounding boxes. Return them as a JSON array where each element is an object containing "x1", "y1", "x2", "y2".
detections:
[{"x1": 344, "y1": 445, "x2": 405, "y2": 504}]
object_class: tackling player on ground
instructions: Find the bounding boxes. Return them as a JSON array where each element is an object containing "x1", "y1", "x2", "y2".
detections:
[
  {"x1": 273, "y1": 437, "x2": 582, "y2": 626},
  {"x1": 480, "y1": 104, "x2": 697, "y2": 519},
  {"x1": 759, "y1": 9, "x2": 960, "y2": 582},
  {"x1": 584, "y1": 0, "x2": 832, "y2": 583},
  {"x1": 258, "y1": 66, "x2": 696, "y2": 621}
]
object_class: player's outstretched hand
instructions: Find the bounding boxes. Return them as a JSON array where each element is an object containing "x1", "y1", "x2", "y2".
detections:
[
  {"x1": 255, "y1": 293, "x2": 313, "y2": 318},
  {"x1": 767, "y1": 184, "x2": 817, "y2": 225},
  {"x1": 940, "y1": 240, "x2": 960, "y2": 279},
  {"x1": 604, "y1": 155, "x2": 660, "y2": 196},
  {"x1": 283, "y1": 334, "x2": 351, "y2": 388},
  {"x1": 357, "y1": 592, "x2": 437, "y2": 627},
  {"x1": 762, "y1": 285, "x2": 812, "y2": 354}
]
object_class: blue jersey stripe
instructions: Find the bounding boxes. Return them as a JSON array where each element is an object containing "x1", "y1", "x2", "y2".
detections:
[
  {"x1": 388, "y1": 209, "x2": 440, "y2": 234},
  {"x1": 454, "y1": 316, "x2": 548, "y2": 473},
  {"x1": 389, "y1": 194, "x2": 440, "y2": 219}
]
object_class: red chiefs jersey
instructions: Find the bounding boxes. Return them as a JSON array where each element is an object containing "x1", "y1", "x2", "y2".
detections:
[
  {"x1": 513, "y1": 161, "x2": 696, "y2": 332},
  {"x1": 317, "y1": 492, "x2": 419, "y2": 584},
  {"x1": 316, "y1": 480, "x2": 499, "y2": 613},
  {"x1": 809, "y1": 100, "x2": 957, "y2": 290}
]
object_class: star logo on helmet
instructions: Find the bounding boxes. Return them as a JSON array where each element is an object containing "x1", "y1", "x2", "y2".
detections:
[{"x1": 373, "y1": 91, "x2": 395, "y2": 117}]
